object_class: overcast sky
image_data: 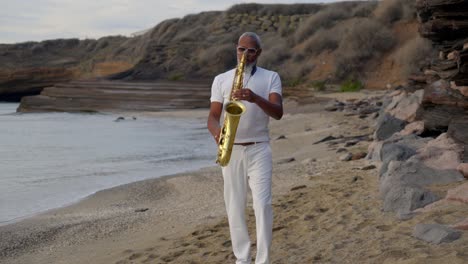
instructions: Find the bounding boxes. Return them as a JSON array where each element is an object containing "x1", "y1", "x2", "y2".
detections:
[{"x1": 0, "y1": 0, "x2": 358, "y2": 44}]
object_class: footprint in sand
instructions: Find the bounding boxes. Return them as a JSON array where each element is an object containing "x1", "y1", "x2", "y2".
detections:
[
  {"x1": 128, "y1": 253, "x2": 143, "y2": 260},
  {"x1": 160, "y1": 250, "x2": 185, "y2": 262},
  {"x1": 222, "y1": 240, "x2": 232, "y2": 247},
  {"x1": 376, "y1": 225, "x2": 392, "y2": 231}
]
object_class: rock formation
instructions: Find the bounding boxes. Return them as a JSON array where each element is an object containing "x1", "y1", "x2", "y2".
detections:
[
  {"x1": 0, "y1": 36, "x2": 146, "y2": 101},
  {"x1": 354, "y1": 0, "x2": 468, "y2": 244},
  {"x1": 18, "y1": 80, "x2": 211, "y2": 113}
]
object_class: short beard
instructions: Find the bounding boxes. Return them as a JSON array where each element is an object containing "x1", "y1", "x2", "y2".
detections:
[{"x1": 243, "y1": 61, "x2": 256, "y2": 75}]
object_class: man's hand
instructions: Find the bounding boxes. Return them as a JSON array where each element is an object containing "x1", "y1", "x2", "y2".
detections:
[
  {"x1": 232, "y1": 88, "x2": 257, "y2": 103},
  {"x1": 213, "y1": 127, "x2": 221, "y2": 144},
  {"x1": 233, "y1": 89, "x2": 283, "y2": 120}
]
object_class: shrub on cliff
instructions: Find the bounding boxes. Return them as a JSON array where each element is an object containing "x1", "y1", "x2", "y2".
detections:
[
  {"x1": 393, "y1": 36, "x2": 434, "y2": 77},
  {"x1": 197, "y1": 43, "x2": 236, "y2": 74},
  {"x1": 258, "y1": 36, "x2": 290, "y2": 69},
  {"x1": 227, "y1": 3, "x2": 321, "y2": 16},
  {"x1": 334, "y1": 18, "x2": 395, "y2": 80},
  {"x1": 278, "y1": 62, "x2": 313, "y2": 87},
  {"x1": 294, "y1": 6, "x2": 350, "y2": 44},
  {"x1": 302, "y1": 26, "x2": 344, "y2": 55},
  {"x1": 340, "y1": 79, "x2": 363, "y2": 92},
  {"x1": 373, "y1": 0, "x2": 415, "y2": 24}
]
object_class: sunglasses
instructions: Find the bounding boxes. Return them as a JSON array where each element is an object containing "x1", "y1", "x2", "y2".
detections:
[{"x1": 237, "y1": 46, "x2": 258, "y2": 55}]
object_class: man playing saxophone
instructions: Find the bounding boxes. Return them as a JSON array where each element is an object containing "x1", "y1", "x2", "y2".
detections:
[{"x1": 207, "y1": 32, "x2": 283, "y2": 264}]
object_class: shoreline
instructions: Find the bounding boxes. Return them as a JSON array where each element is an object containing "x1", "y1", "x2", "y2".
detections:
[
  {"x1": 0, "y1": 161, "x2": 216, "y2": 228},
  {"x1": 0, "y1": 106, "x2": 214, "y2": 226}
]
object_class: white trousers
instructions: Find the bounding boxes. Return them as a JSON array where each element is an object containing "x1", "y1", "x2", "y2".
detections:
[{"x1": 222, "y1": 142, "x2": 273, "y2": 264}]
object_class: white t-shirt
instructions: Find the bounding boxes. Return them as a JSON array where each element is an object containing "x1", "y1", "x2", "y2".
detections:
[{"x1": 210, "y1": 66, "x2": 282, "y2": 143}]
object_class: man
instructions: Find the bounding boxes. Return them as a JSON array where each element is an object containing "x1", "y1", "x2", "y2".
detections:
[{"x1": 207, "y1": 32, "x2": 283, "y2": 264}]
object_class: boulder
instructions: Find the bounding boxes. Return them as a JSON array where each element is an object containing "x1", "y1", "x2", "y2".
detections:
[
  {"x1": 383, "y1": 185, "x2": 439, "y2": 213},
  {"x1": 416, "y1": 133, "x2": 464, "y2": 170},
  {"x1": 413, "y1": 224, "x2": 462, "y2": 244},
  {"x1": 386, "y1": 89, "x2": 424, "y2": 122},
  {"x1": 446, "y1": 182, "x2": 468, "y2": 204},
  {"x1": 366, "y1": 141, "x2": 383, "y2": 161},
  {"x1": 380, "y1": 159, "x2": 464, "y2": 210},
  {"x1": 395, "y1": 121, "x2": 425, "y2": 136},
  {"x1": 379, "y1": 142, "x2": 417, "y2": 177},
  {"x1": 378, "y1": 134, "x2": 430, "y2": 175},
  {"x1": 451, "y1": 218, "x2": 468, "y2": 230},
  {"x1": 457, "y1": 163, "x2": 468, "y2": 178},
  {"x1": 374, "y1": 113, "x2": 407, "y2": 141}
]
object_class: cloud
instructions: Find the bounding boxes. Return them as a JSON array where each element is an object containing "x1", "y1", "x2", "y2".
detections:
[{"x1": 0, "y1": 0, "x2": 353, "y2": 44}]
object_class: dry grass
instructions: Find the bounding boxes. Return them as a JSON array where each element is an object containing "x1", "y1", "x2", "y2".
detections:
[
  {"x1": 334, "y1": 18, "x2": 395, "y2": 80},
  {"x1": 294, "y1": 7, "x2": 350, "y2": 44},
  {"x1": 393, "y1": 36, "x2": 435, "y2": 77},
  {"x1": 226, "y1": 3, "x2": 322, "y2": 16},
  {"x1": 302, "y1": 26, "x2": 344, "y2": 55},
  {"x1": 373, "y1": 0, "x2": 415, "y2": 24},
  {"x1": 259, "y1": 41, "x2": 290, "y2": 70}
]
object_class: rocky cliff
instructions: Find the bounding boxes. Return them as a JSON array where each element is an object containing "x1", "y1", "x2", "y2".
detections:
[{"x1": 0, "y1": 36, "x2": 148, "y2": 101}]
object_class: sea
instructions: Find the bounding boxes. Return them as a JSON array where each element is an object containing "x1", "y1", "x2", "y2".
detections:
[{"x1": 0, "y1": 103, "x2": 215, "y2": 225}]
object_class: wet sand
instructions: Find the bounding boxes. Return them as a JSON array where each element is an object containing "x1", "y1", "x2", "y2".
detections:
[{"x1": 1, "y1": 91, "x2": 467, "y2": 264}]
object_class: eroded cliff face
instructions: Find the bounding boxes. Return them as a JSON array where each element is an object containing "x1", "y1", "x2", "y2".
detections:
[{"x1": 0, "y1": 36, "x2": 147, "y2": 101}]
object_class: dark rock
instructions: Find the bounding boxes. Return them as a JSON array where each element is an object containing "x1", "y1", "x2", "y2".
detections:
[
  {"x1": 339, "y1": 153, "x2": 352, "y2": 161},
  {"x1": 135, "y1": 208, "x2": 149, "y2": 213},
  {"x1": 358, "y1": 106, "x2": 380, "y2": 115},
  {"x1": 336, "y1": 148, "x2": 347, "y2": 153},
  {"x1": 344, "y1": 140, "x2": 358, "y2": 147},
  {"x1": 361, "y1": 165, "x2": 376, "y2": 170},
  {"x1": 324, "y1": 100, "x2": 345, "y2": 111},
  {"x1": 276, "y1": 135, "x2": 287, "y2": 140},
  {"x1": 379, "y1": 143, "x2": 417, "y2": 176},
  {"x1": 351, "y1": 152, "x2": 367, "y2": 160},
  {"x1": 277, "y1": 157, "x2": 295, "y2": 164},
  {"x1": 378, "y1": 134, "x2": 430, "y2": 175},
  {"x1": 413, "y1": 224, "x2": 462, "y2": 244},
  {"x1": 351, "y1": 176, "x2": 362, "y2": 182},
  {"x1": 290, "y1": 185, "x2": 306, "y2": 191},
  {"x1": 313, "y1": 135, "x2": 337, "y2": 145},
  {"x1": 374, "y1": 113, "x2": 407, "y2": 141}
]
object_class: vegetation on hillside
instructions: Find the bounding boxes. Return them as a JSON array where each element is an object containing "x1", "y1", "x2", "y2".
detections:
[
  {"x1": 123, "y1": 0, "x2": 435, "y2": 89},
  {"x1": 0, "y1": 0, "x2": 437, "y2": 89}
]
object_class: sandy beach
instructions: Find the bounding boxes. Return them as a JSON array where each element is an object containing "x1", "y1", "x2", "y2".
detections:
[{"x1": 1, "y1": 91, "x2": 467, "y2": 264}]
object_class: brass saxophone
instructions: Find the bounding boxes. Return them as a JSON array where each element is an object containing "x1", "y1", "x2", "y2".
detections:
[{"x1": 216, "y1": 52, "x2": 247, "y2": 166}]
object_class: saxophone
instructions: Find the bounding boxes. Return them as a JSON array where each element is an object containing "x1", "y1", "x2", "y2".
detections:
[{"x1": 216, "y1": 52, "x2": 247, "y2": 166}]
